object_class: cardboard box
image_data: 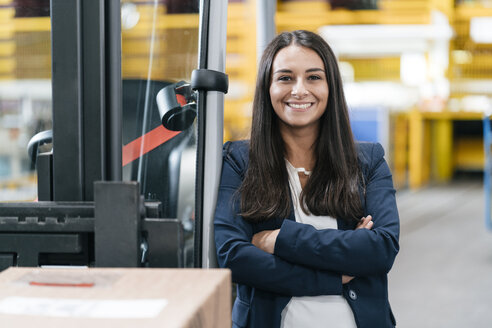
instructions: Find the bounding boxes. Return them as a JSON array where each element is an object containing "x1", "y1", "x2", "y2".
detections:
[{"x1": 0, "y1": 267, "x2": 231, "y2": 328}]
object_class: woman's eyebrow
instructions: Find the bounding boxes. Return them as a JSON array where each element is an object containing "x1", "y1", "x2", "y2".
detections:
[
  {"x1": 306, "y1": 68, "x2": 325, "y2": 73},
  {"x1": 273, "y1": 68, "x2": 325, "y2": 74},
  {"x1": 273, "y1": 69, "x2": 292, "y2": 74}
]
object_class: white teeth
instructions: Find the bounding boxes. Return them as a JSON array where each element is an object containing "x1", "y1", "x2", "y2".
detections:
[{"x1": 289, "y1": 103, "x2": 311, "y2": 109}]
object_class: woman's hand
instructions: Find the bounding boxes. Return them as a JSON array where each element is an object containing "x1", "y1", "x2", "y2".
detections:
[
  {"x1": 356, "y1": 215, "x2": 373, "y2": 230},
  {"x1": 343, "y1": 216, "x2": 373, "y2": 284},
  {"x1": 252, "y1": 229, "x2": 280, "y2": 254},
  {"x1": 342, "y1": 275, "x2": 354, "y2": 284}
]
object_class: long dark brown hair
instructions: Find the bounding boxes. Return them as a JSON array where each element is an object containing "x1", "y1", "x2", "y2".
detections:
[{"x1": 239, "y1": 30, "x2": 363, "y2": 224}]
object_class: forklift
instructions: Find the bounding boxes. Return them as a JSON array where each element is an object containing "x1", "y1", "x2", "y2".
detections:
[{"x1": 0, "y1": 0, "x2": 234, "y2": 271}]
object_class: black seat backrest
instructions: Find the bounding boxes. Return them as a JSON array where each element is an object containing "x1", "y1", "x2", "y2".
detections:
[{"x1": 122, "y1": 79, "x2": 193, "y2": 218}]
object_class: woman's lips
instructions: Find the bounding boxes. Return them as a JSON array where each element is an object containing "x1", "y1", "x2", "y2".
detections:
[{"x1": 286, "y1": 102, "x2": 313, "y2": 111}]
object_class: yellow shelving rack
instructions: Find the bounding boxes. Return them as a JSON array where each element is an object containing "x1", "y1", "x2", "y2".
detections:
[
  {"x1": 0, "y1": 7, "x2": 51, "y2": 80},
  {"x1": 0, "y1": 1, "x2": 15, "y2": 80},
  {"x1": 450, "y1": 3, "x2": 492, "y2": 85},
  {"x1": 444, "y1": 1, "x2": 492, "y2": 181},
  {"x1": 121, "y1": 3, "x2": 199, "y2": 82},
  {"x1": 223, "y1": 1, "x2": 257, "y2": 141}
]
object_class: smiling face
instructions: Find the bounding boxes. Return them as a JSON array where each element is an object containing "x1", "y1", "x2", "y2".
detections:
[{"x1": 269, "y1": 45, "x2": 329, "y2": 134}]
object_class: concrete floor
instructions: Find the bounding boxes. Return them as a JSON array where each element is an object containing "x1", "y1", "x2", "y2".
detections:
[{"x1": 389, "y1": 179, "x2": 492, "y2": 327}]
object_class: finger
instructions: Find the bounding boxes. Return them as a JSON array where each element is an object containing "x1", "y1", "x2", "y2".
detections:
[
  {"x1": 357, "y1": 215, "x2": 370, "y2": 227},
  {"x1": 357, "y1": 216, "x2": 373, "y2": 230},
  {"x1": 342, "y1": 275, "x2": 355, "y2": 284}
]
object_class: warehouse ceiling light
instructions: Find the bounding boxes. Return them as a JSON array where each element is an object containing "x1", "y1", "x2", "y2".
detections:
[
  {"x1": 470, "y1": 17, "x2": 492, "y2": 44},
  {"x1": 318, "y1": 11, "x2": 453, "y2": 58}
]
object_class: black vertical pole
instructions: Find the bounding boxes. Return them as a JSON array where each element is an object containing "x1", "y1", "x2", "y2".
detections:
[
  {"x1": 105, "y1": 0, "x2": 122, "y2": 181},
  {"x1": 51, "y1": 0, "x2": 84, "y2": 201},
  {"x1": 82, "y1": 0, "x2": 105, "y2": 200}
]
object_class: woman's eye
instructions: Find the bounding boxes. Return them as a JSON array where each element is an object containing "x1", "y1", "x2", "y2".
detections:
[
  {"x1": 308, "y1": 75, "x2": 322, "y2": 80},
  {"x1": 278, "y1": 76, "x2": 291, "y2": 81}
]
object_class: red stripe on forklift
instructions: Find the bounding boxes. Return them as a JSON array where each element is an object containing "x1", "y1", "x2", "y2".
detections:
[
  {"x1": 122, "y1": 126, "x2": 181, "y2": 166},
  {"x1": 122, "y1": 93, "x2": 186, "y2": 166}
]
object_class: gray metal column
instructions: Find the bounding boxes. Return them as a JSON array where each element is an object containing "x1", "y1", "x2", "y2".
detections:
[
  {"x1": 256, "y1": 0, "x2": 276, "y2": 62},
  {"x1": 50, "y1": 0, "x2": 121, "y2": 201},
  {"x1": 82, "y1": 0, "x2": 106, "y2": 199},
  {"x1": 51, "y1": 0, "x2": 84, "y2": 201},
  {"x1": 196, "y1": 0, "x2": 228, "y2": 268}
]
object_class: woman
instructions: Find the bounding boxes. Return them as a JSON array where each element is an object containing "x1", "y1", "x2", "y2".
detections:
[{"x1": 214, "y1": 30, "x2": 399, "y2": 328}]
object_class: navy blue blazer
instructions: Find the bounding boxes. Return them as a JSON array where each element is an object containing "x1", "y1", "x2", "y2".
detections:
[{"x1": 214, "y1": 140, "x2": 399, "y2": 328}]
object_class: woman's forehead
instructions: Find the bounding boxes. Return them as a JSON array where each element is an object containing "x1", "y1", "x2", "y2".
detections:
[{"x1": 272, "y1": 45, "x2": 324, "y2": 72}]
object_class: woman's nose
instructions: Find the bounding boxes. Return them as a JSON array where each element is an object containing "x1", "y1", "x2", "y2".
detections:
[{"x1": 291, "y1": 80, "x2": 308, "y2": 98}]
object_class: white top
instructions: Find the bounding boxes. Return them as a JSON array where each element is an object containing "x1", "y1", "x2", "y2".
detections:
[{"x1": 280, "y1": 161, "x2": 357, "y2": 328}]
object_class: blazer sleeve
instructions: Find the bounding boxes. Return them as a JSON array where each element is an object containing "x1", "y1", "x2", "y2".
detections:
[
  {"x1": 214, "y1": 147, "x2": 343, "y2": 297},
  {"x1": 274, "y1": 143, "x2": 400, "y2": 276}
]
